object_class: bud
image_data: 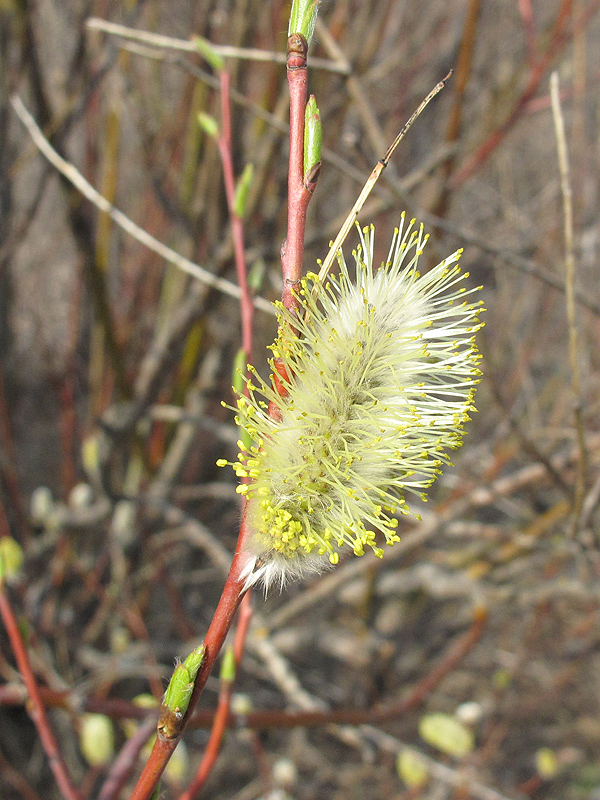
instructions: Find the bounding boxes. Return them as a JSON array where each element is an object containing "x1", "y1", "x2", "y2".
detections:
[
  {"x1": 30, "y1": 486, "x2": 53, "y2": 525},
  {"x1": 0, "y1": 537, "x2": 24, "y2": 582},
  {"x1": 233, "y1": 163, "x2": 254, "y2": 219},
  {"x1": 192, "y1": 36, "x2": 225, "y2": 72},
  {"x1": 288, "y1": 0, "x2": 320, "y2": 46},
  {"x1": 303, "y1": 95, "x2": 322, "y2": 182},
  {"x1": 396, "y1": 748, "x2": 428, "y2": 789},
  {"x1": 419, "y1": 712, "x2": 474, "y2": 758},
  {"x1": 197, "y1": 112, "x2": 219, "y2": 140},
  {"x1": 163, "y1": 644, "x2": 206, "y2": 718},
  {"x1": 79, "y1": 714, "x2": 114, "y2": 766}
]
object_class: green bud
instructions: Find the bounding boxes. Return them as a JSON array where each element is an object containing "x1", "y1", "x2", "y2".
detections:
[
  {"x1": 182, "y1": 643, "x2": 206, "y2": 680},
  {"x1": 82, "y1": 435, "x2": 100, "y2": 478},
  {"x1": 396, "y1": 748, "x2": 429, "y2": 789},
  {"x1": 197, "y1": 112, "x2": 219, "y2": 140},
  {"x1": 79, "y1": 714, "x2": 115, "y2": 767},
  {"x1": 247, "y1": 258, "x2": 266, "y2": 292},
  {"x1": 0, "y1": 537, "x2": 24, "y2": 582},
  {"x1": 163, "y1": 663, "x2": 193, "y2": 716},
  {"x1": 418, "y1": 712, "x2": 474, "y2": 759},
  {"x1": 288, "y1": 0, "x2": 320, "y2": 45},
  {"x1": 192, "y1": 36, "x2": 225, "y2": 72},
  {"x1": 232, "y1": 349, "x2": 248, "y2": 397},
  {"x1": 163, "y1": 644, "x2": 205, "y2": 717},
  {"x1": 535, "y1": 747, "x2": 559, "y2": 780},
  {"x1": 303, "y1": 95, "x2": 322, "y2": 178},
  {"x1": 220, "y1": 645, "x2": 237, "y2": 683},
  {"x1": 233, "y1": 163, "x2": 254, "y2": 219}
]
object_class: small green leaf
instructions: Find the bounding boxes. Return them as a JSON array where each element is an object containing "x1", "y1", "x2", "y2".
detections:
[
  {"x1": 303, "y1": 95, "x2": 322, "y2": 178},
  {"x1": 396, "y1": 748, "x2": 429, "y2": 789},
  {"x1": 197, "y1": 112, "x2": 219, "y2": 140},
  {"x1": 192, "y1": 36, "x2": 225, "y2": 71},
  {"x1": 288, "y1": 0, "x2": 320, "y2": 45},
  {"x1": 419, "y1": 713, "x2": 475, "y2": 758},
  {"x1": 233, "y1": 163, "x2": 254, "y2": 218}
]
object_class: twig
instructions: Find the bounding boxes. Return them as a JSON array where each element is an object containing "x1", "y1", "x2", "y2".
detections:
[
  {"x1": 171, "y1": 69, "x2": 257, "y2": 799},
  {"x1": 432, "y1": 0, "x2": 482, "y2": 218},
  {"x1": 362, "y1": 728, "x2": 522, "y2": 800},
  {"x1": 0, "y1": 582, "x2": 82, "y2": 800},
  {"x1": 85, "y1": 17, "x2": 349, "y2": 74},
  {"x1": 10, "y1": 95, "x2": 275, "y2": 317},
  {"x1": 517, "y1": 0, "x2": 537, "y2": 64},
  {"x1": 179, "y1": 596, "x2": 253, "y2": 800},
  {"x1": 281, "y1": 33, "x2": 311, "y2": 314},
  {"x1": 98, "y1": 716, "x2": 158, "y2": 800},
  {"x1": 216, "y1": 70, "x2": 254, "y2": 361},
  {"x1": 550, "y1": 71, "x2": 587, "y2": 532},
  {"x1": 128, "y1": 511, "x2": 253, "y2": 800},
  {"x1": 314, "y1": 72, "x2": 452, "y2": 287}
]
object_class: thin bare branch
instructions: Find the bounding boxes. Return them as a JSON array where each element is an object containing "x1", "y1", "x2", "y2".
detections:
[
  {"x1": 314, "y1": 72, "x2": 452, "y2": 287},
  {"x1": 10, "y1": 95, "x2": 275, "y2": 316},
  {"x1": 86, "y1": 17, "x2": 349, "y2": 74},
  {"x1": 550, "y1": 71, "x2": 587, "y2": 531}
]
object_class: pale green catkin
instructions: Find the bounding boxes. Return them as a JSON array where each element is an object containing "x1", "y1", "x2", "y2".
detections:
[{"x1": 219, "y1": 215, "x2": 484, "y2": 590}]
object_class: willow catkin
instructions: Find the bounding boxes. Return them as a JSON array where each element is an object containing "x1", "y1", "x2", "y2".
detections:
[{"x1": 219, "y1": 215, "x2": 484, "y2": 590}]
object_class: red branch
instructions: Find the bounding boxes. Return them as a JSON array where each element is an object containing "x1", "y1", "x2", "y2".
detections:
[
  {"x1": 0, "y1": 582, "x2": 82, "y2": 800},
  {"x1": 216, "y1": 70, "x2": 254, "y2": 363},
  {"x1": 128, "y1": 511, "x2": 253, "y2": 800},
  {"x1": 178, "y1": 586, "x2": 254, "y2": 800},
  {"x1": 128, "y1": 29, "x2": 318, "y2": 800},
  {"x1": 281, "y1": 33, "x2": 310, "y2": 314}
]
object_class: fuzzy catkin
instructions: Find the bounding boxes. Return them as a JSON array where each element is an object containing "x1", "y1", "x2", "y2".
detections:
[{"x1": 221, "y1": 215, "x2": 484, "y2": 590}]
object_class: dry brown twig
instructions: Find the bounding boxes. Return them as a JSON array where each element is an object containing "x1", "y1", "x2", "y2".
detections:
[{"x1": 550, "y1": 70, "x2": 588, "y2": 534}]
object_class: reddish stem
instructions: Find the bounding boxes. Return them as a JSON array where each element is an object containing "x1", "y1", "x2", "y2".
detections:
[
  {"x1": 517, "y1": 0, "x2": 537, "y2": 64},
  {"x1": 98, "y1": 716, "x2": 158, "y2": 800},
  {"x1": 128, "y1": 510, "x2": 253, "y2": 800},
  {"x1": 1, "y1": 606, "x2": 485, "y2": 736},
  {"x1": 0, "y1": 582, "x2": 82, "y2": 800},
  {"x1": 178, "y1": 592, "x2": 254, "y2": 800},
  {"x1": 128, "y1": 31, "x2": 317, "y2": 800},
  {"x1": 281, "y1": 33, "x2": 310, "y2": 314},
  {"x1": 216, "y1": 69, "x2": 254, "y2": 363}
]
